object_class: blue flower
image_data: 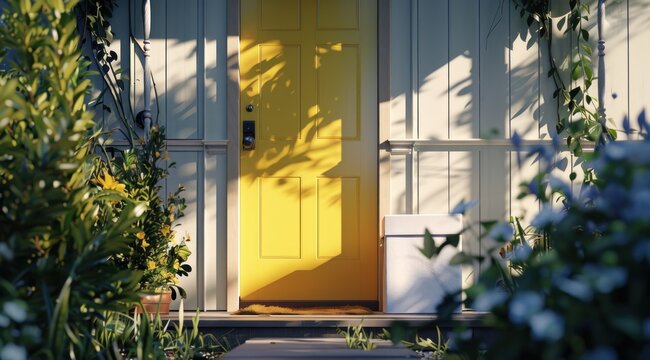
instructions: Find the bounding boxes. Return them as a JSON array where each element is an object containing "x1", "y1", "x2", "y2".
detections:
[
  {"x1": 583, "y1": 266, "x2": 627, "y2": 293},
  {"x1": 451, "y1": 199, "x2": 479, "y2": 215},
  {"x1": 487, "y1": 222, "x2": 514, "y2": 242},
  {"x1": 3, "y1": 302, "x2": 26, "y2": 323},
  {"x1": 623, "y1": 115, "x2": 632, "y2": 136},
  {"x1": 472, "y1": 289, "x2": 508, "y2": 312},
  {"x1": 531, "y1": 204, "x2": 564, "y2": 229},
  {"x1": 624, "y1": 190, "x2": 650, "y2": 222},
  {"x1": 512, "y1": 244, "x2": 532, "y2": 262},
  {"x1": 638, "y1": 110, "x2": 648, "y2": 135},
  {"x1": 509, "y1": 292, "x2": 544, "y2": 324},
  {"x1": 529, "y1": 310, "x2": 564, "y2": 341},
  {"x1": 555, "y1": 277, "x2": 593, "y2": 301},
  {"x1": 0, "y1": 344, "x2": 26, "y2": 360},
  {"x1": 548, "y1": 175, "x2": 572, "y2": 198}
]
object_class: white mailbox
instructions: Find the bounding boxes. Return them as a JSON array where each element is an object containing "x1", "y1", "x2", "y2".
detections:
[{"x1": 384, "y1": 214, "x2": 463, "y2": 313}]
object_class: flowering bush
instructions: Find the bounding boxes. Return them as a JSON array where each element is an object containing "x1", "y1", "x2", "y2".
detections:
[
  {"x1": 428, "y1": 115, "x2": 650, "y2": 359},
  {"x1": 95, "y1": 126, "x2": 191, "y2": 299}
]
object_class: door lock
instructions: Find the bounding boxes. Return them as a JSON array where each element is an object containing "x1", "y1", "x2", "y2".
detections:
[{"x1": 242, "y1": 120, "x2": 255, "y2": 150}]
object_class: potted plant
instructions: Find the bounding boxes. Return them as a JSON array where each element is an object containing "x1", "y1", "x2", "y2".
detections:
[{"x1": 94, "y1": 125, "x2": 192, "y2": 314}]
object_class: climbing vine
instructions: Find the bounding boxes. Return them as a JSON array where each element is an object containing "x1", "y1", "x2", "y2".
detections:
[{"x1": 513, "y1": 0, "x2": 615, "y2": 155}]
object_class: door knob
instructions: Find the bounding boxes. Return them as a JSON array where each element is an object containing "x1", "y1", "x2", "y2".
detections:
[
  {"x1": 243, "y1": 120, "x2": 255, "y2": 150},
  {"x1": 246, "y1": 104, "x2": 254, "y2": 112}
]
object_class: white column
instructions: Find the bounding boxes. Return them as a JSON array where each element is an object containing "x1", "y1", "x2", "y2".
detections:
[
  {"x1": 597, "y1": 0, "x2": 608, "y2": 145},
  {"x1": 142, "y1": 0, "x2": 152, "y2": 142}
]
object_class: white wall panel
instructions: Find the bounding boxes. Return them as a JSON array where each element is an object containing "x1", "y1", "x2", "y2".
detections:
[
  {"x1": 448, "y1": 0, "x2": 479, "y2": 139},
  {"x1": 629, "y1": 1, "x2": 650, "y2": 137},
  {"x1": 167, "y1": 151, "x2": 200, "y2": 310},
  {"x1": 479, "y1": 0, "x2": 509, "y2": 138},
  {"x1": 602, "y1": 0, "x2": 629, "y2": 132},
  {"x1": 389, "y1": 0, "x2": 411, "y2": 139},
  {"x1": 416, "y1": 152, "x2": 449, "y2": 214},
  {"x1": 449, "y1": 151, "x2": 479, "y2": 287},
  {"x1": 509, "y1": 5, "x2": 540, "y2": 139},
  {"x1": 417, "y1": 0, "x2": 449, "y2": 139},
  {"x1": 203, "y1": 152, "x2": 228, "y2": 310},
  {"x1": 205, "y1": 0, "x2": 229, "y2": 140}
]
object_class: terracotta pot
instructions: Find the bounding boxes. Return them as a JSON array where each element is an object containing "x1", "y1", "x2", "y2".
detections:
[{"x1": 135, "y1": 290, "x2": 172, "y2": 315}]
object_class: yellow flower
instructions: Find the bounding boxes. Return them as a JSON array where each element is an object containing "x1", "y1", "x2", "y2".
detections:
[
  {"x1": 140, "y1": 238, "x2": 149, "y2": 250},
  {"x1": 136, "y1": 231, "x2": 145, "y2": 240},
  {"x1": 173, "y1": 260, "x2": 180, "y2": 270},
  {"x1": 163, "y1": 151, "x2": 169, "y2": 161},
  {"x1": 147, "y1": 260, "x2": 156, "y2": 270},
  {"x1": 161, "y1": 224, "x2": 171, "y2": 236},
  {"x1": 96, "y1": 170, "x2": 126, "y2": 195}
]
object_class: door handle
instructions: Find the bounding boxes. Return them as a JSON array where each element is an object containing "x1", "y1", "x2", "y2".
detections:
[{"x1": 243, "y1": 120, "x2": 255, "y2": 150}]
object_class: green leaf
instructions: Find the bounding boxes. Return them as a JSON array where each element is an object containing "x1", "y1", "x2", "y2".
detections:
[
  {"x1": 581, "y1": 29, "x2": 589, "y2": 42},
  {"x1": 49, "y1": 277, "x2": 72, "y2": 358},
  {"x1": 570, "y1": 87, "x2": 581, "y2": 99},
  {"x1": 419, "y1": 230, "x2": 436, "y2": 259},
  {"x1": 449, "y1": 252, "x2": 475, "y2": 266},
  {"x1": 553, "y1": 88, "x2": 561, "y2": 98},
  {"x1": 571, "y1": 63, "x2": 582, "y2": 81},
  {"x1": 587, "y1": 123, "x2": 602, "y2": 141},
  {"x1": 481, "y1": 220, "x2": 498, "y2": 232},
  {"x1": 440, "y1": 234, "x2": 461, "y2": 252},
  {"x1": 584, "y1": 65, "x2": 593, "y2": 80},
  {"x1": 547, "y1": 68, "x2": 556, "y2": 78},
  {"x1": 389, "y1": 321, "x2": 412, "y2": 345}
]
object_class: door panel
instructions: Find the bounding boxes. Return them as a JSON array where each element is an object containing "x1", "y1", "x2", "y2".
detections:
[{"x1": 240, "y1": 0, "x2": 377, "y2": 302}]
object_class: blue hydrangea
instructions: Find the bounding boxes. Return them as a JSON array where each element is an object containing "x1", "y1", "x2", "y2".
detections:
[
  {"x1": 529, "y1": 310, "x2": 564, "y2": 342},
  {"x1": 508, "y1": 292, "x2": 544, "y2": 324},
  {"x1": 472, "y1": 289, "x2": 508, "y2": 312}
]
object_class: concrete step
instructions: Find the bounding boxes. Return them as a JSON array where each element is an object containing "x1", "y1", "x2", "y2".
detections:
[{"x1": 222, "y1": 338, "x2": 419, "y2": 359}]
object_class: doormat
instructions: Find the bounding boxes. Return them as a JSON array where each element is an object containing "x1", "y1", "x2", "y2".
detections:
[{"x1": 235, "y1": 304, "x2": 375, "y2": 315}]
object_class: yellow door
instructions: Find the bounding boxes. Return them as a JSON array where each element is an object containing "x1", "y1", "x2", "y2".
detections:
[{"x1": 240, "y1": 0, "x2": 377, "y2": 303}]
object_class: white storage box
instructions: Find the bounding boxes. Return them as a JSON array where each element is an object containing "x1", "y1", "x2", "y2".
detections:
[{"x1": 384, "y1": 214, "x2": 463, "y2": 313}]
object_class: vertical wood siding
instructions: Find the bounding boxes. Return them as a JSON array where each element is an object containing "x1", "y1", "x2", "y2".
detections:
[{"x1": 388, "y1": 0, "x2": 650, "y2": 288}]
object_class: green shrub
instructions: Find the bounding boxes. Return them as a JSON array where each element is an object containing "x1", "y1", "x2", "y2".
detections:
[
  {"x1": 0, "y1": 0, "x2": 143, "y2": 357},
  {"x1": 99, "y1": 127, "x2": 192, "y2": 299},
  {"x1": 429, "y1": 119, "x2": 650, "y2": 359}
]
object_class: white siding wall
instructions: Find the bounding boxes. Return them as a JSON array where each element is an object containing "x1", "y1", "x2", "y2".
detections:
[{"x1": 388, "y1": 0, "x2": 650, "y2": 287}]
